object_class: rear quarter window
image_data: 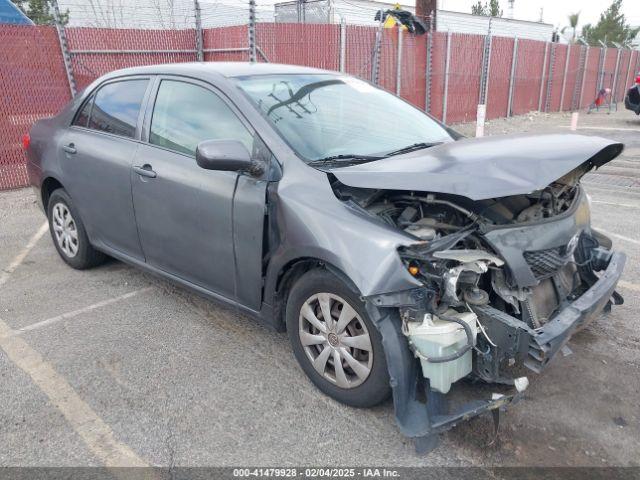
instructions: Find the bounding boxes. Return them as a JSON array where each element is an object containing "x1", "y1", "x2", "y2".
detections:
[
  {"x1": 72, "y1": 94, "x2": 93, "y2": 127},
  {"x1": 87, "y1": 79, "x2": 149, "y2": 139}
]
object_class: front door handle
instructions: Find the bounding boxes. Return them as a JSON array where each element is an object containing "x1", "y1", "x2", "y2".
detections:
[
  {"x1": 62, "y1": 143, "x2": 76, "y2": 154},
  {"x1": 133, "y1": 164, "x2": 157, "y2": 178}
]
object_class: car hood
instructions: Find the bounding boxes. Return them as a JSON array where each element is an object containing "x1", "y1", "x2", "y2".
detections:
[{"x1": 328, "y1": 133, "x2": 623, "y2": 200}]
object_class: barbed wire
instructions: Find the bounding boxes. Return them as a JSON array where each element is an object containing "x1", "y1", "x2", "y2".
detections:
[
  {"x1": 60, "y1": 0, "x2": 197, "y2": 28},
  {"x1": 54, "y1": 0, "x2": 531, "y2": 32}
]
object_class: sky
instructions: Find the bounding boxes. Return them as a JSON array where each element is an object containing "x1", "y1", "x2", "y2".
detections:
[
  {"x1": 249, "y1": 0, "x2": 640, "y2": 31},
  {"x1": 57, "y1": 0, "x2": 640, "y2": 34},
  {"x1": 436, "y1": 0, "x2": 640, "y2": 30}
]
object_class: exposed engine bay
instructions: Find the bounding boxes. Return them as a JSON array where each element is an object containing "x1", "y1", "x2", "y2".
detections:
[
  {"x1": 331, "y1": 167, "x2": 623, "y2": 393},
  {"x1": 315, "y1": 134, "x2": 627, "y2": 450}
]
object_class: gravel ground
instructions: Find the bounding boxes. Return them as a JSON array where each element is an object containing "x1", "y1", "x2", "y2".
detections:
[{"x1": 0, "y1": 109, "x2": 639, "y2": 469}]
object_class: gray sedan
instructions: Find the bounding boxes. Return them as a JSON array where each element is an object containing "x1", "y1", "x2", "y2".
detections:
[{"x1": 25, "y1": 62, "x2": 625, "y2": 452}]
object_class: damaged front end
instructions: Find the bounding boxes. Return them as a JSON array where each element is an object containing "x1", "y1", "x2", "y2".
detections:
[{"x1": 330, "y1": 151, "x2": 626, "y2": 451}]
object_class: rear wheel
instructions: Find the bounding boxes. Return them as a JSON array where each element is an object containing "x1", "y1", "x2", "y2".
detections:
[
  {"x1": 286, "y1": 269, "x2": 390, "y2": 407},
  {"x1": 47, "y1": 189, "x2": 106, "y2": 269}
]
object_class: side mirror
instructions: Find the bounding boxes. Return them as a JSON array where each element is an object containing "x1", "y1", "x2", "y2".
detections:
[{"x1": 195, "y1": 139, "x2": 264, "y2": 176}]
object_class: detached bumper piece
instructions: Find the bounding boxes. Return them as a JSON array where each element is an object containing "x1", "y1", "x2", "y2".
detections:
[
  {"x1": 367, "y1": 304, "x2": 527, "y2": 455},
  {"x1": 429, "y1": 390, "x2": 520, "y2": 433},
  {"x1": 414, "y1": 388, "x2": 523, "y2": 454}
]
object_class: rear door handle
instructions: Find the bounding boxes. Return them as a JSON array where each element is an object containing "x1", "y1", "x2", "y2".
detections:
[
  {"x1": 62, "y1": 143, "x2": 76, "y2": 154},
  {"x1": 132, "y1": 164, "x2": 157, "y2": 178}
]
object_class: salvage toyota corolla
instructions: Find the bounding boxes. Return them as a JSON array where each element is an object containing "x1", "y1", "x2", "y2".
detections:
[{"x1": 25, "y1": 63, "x2": 625, "y2": 452}]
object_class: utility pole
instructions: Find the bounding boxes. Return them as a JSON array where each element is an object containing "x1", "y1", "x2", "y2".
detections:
[{"x1": 415, "y1": 0, "x2": 437, "y2": 30}]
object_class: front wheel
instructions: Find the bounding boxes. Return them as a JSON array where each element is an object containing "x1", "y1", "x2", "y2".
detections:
[
  {"x1": 286, "y1": 269, "x2": 390, "y2": 408},
  {"x1": 47, "y1": 189, "x2": 106, "y2": 269}
]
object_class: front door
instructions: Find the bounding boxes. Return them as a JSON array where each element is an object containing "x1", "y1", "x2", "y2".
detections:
[{"x1": 131, "y1": 78, "x2": 264, "y2": 305}]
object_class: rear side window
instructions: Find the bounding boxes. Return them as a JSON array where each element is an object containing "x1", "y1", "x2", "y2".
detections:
[
  {"x1": 87, "y1": 79, "x2": 148, "y2": 139},
  {"x1": 149, "y1": 80, "x2": 253, "y2": 156},
  {"x1": 72, "y1": 94, "x2": 93, "y2": 127}
]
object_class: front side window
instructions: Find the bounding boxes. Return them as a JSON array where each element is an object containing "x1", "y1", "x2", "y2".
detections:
[
  {"x1": 88, "y1": 79, "x2": 149, "y2": 139},
  {"x1": 235, "y1": 74, "x2": 454, "y2": 163},
  {"x1": 150, "y1": 80, "x2": 253, "y2": 156}
]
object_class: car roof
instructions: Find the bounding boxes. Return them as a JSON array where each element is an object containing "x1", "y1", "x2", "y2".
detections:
[{"x1": 101, "y1": 62, "x2": 337, "y2": 80}]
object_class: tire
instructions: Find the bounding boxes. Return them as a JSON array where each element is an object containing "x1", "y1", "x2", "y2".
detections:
[
  {"x1": 286, "y1": 269, "x2": 390, "y2": 408},
  {"x1": 47, "y1": 189, "x2": 106, "y2": 269}
]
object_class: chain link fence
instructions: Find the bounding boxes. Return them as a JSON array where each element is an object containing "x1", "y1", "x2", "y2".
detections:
[
  {"x1": 0, "y1": 25, "x2": 71, "y2": 190},
  {"x1": 1, "y1": 0, "x2": 640, "y2": 191}
]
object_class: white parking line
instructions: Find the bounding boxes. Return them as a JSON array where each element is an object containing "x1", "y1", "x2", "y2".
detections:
[
  {"x1": 561, "y1": 126, "x2": 640, "y2": 132},
  {"x1": 0, "y1": 223, "x2": 149, "y2": 469},
  {"x1": 14, "y1": 287, "x2": 155, "y2": 335},
  {"x1": 602, "y1": 230, "x2": 640, "y2": 246},
  {"x1": 0, "y1": 221, "x2": 48, "y2": 288},
  {"x1": 0, "y1": 322, "x2": 149, "y2": 467}
]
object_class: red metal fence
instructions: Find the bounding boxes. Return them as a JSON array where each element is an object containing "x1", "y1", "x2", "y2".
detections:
[
  {"x1": 67, "y1": 28, "x2": 200, "y2": 90},
  {"x1": 1, "y1": 22, "x2": 639, "y2": 191},
  {"x1": 0, "y1": 26, "x2": 71, "y2": 190}
]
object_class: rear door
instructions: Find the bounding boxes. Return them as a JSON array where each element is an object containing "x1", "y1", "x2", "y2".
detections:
[
  {"x1": 61, "y1": 77, "x2": 151, "y2": 261},
  {"x1": 131, "y1": 77, "x2": 266, "y2": 306}
]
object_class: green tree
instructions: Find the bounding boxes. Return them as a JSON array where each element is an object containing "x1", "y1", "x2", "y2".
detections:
[
  {"x1": 581, "y1": 0, "x2": 638, "y2": 47},
  {"x1": 471, "y1": 0, "x2": 503, "y2": 17},
  {"x1": 14, "y1": 0, "x2": 69, "y2": 25}
]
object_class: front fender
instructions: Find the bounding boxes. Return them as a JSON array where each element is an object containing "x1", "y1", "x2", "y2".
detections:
[{"x1": 263, "y1": 163, "x2": 422, "y2": 305}]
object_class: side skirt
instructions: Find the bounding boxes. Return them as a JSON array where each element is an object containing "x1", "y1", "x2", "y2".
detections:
[{"x1": 92, "y1": 242, "x2": 273, "y2": 325}]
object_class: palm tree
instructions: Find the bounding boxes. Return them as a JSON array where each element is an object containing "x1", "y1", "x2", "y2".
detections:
[{"x1": 567, "y1": 12, "x2": 580, "y2": 43}]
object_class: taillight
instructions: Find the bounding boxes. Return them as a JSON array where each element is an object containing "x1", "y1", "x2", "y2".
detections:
[
  {"x1": 636, "y1": 75, "x2": 640, "y2": 85},
  {"x1": 22, "y1": 133, "x2": 30, "y2": 151}
]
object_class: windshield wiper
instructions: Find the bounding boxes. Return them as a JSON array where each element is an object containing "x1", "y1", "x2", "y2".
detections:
[
  {"x1": 384, "y1": 142, "x2": 442, "y2": 157},
  {"x1": 308, "y1": 154, "x2": 384, "y2": 167},
  {"x1": 308, "y1": 143, "x2": 440, "y2": 167}
]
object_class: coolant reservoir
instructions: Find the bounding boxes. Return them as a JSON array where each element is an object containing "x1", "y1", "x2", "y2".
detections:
[{"x1": 406, "y1": 310, "x2": 478, "y2": 394}]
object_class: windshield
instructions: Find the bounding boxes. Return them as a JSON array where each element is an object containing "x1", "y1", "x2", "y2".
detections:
[{"x1": 235, "y1": 74, "x2": 454, "y2": 163}]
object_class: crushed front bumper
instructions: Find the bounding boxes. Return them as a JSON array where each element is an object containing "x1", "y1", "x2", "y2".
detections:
[
  {"x1": 526, "y1": 250, "x2": 626, "y2": 371},
  {"x1": 368, "y1": 250, "x2": 625, "y2": 453},
  {"x1": 474, "y1": 250, "x2": 626, "y2": 375}
]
